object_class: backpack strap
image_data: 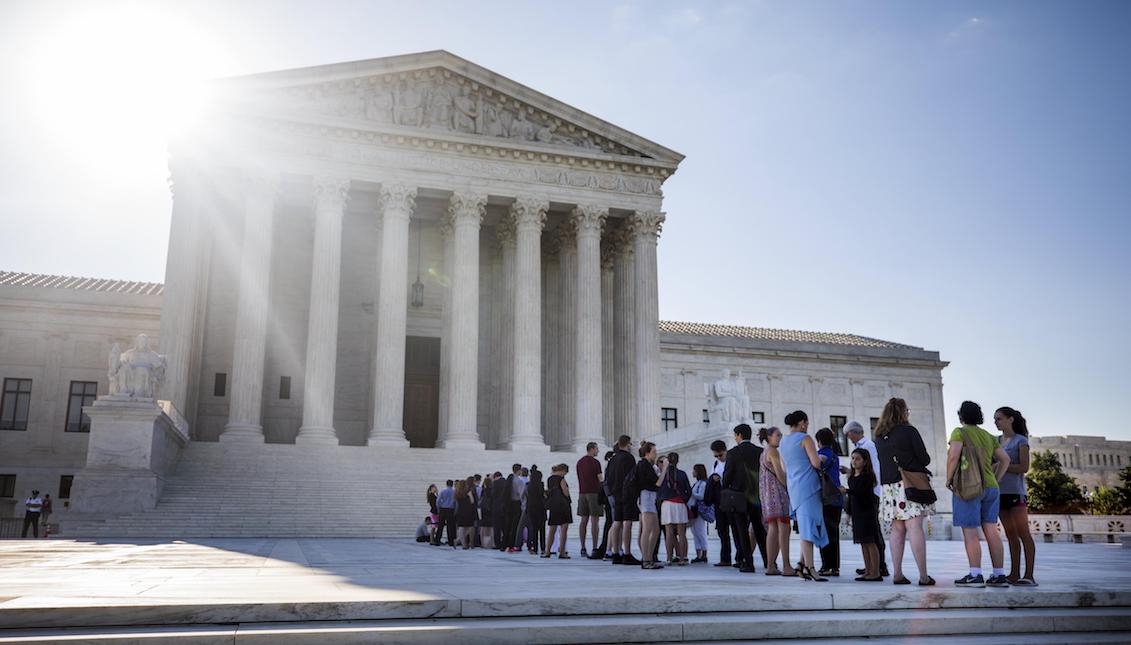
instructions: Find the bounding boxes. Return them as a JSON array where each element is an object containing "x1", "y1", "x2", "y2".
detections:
[{"x1": 958, "y1": 426, "x2": 986, "y2": 487}]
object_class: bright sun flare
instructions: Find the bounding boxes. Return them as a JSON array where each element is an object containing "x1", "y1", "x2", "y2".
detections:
[{"x1": 29, "y1": 6, "x2": 222, "y2": 173}]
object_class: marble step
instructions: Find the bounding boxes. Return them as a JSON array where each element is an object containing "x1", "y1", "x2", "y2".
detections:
[{"x1": 1, "y1": 609, "x2": 1129, "y2": 645}]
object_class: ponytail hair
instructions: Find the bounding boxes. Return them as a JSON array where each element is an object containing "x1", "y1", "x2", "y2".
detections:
[
  {"x1": 757, "y1": 426, "x2": 781, "y2": 445},
  {"x1": 995, "y1": 406, "x2": 1028, "y2": 437},
  {"x1": 784, "y1": 410, "x2": 808, "y2": 427}
]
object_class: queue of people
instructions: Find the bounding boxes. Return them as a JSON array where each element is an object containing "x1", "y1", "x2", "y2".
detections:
[{"x1": 419, "y1": 397, "x2": 1038, "y2": 588}]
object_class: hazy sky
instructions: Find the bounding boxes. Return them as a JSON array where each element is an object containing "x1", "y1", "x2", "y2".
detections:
[{"x1": 1, "y1": 1, "x2": 1128, "y2": 439}]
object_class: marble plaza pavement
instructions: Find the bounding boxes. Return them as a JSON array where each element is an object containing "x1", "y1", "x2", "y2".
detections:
[{"x1": 0, "y1": 538, "x2": 1129, "y2": 643}]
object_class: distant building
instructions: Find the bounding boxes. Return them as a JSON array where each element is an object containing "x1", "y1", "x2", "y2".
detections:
[{"x1": 1029, "y1": 435, "x2": 1131, "y2": 493}]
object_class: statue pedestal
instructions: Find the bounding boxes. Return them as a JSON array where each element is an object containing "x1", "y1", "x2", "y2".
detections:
[{"x1": 71, "y1": 397, "x2": 189, "y2": 516}]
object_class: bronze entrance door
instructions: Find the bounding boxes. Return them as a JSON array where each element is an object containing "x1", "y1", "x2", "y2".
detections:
[{"x1": 403, "y1": 336, "x2": 440, "y2": 448}]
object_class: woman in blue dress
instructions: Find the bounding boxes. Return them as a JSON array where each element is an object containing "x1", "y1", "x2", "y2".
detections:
[{"x1": 780, "y1": 410, "x2": 830, "y2": 582}]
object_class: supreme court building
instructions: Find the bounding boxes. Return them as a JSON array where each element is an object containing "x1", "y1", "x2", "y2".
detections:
[{"x1": 0, "y1": 52, "x2": 951, "y2": 536}]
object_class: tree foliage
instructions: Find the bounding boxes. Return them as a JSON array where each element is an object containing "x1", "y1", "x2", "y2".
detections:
[
  {"x1": 1026, "y1": 450, "x2": 1084, "y2": 513},
  {"x1": 1114, "y1": 465, "x2": 1131, "y2": 513},
  {"x1": 1089, "y1": 486, "x2": 1125, "y2": 515}
]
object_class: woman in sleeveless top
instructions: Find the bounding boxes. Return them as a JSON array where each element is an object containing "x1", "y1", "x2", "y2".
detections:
[
  {"x1": 544, "y1": 464, "x2": 573, "y2": 559},
  {"x1": 758, "y1": 426, "x2": 794, "y2": 576},
  {"x1": 780, "y1": 410, "x2": 830, "y2": 582}
]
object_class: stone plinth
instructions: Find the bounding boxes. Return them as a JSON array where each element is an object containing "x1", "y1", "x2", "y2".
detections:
[{"x1": 71, "y1": 397, "x2": 188, "y2": 516}]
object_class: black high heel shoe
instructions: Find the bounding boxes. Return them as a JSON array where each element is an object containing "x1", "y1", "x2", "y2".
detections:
[{"x1": 799, "y1": 563, "x2": 828, "y2": 582}]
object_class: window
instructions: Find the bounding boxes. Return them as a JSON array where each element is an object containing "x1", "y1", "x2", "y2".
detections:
[
  {"x1": 214, "y1": 373, "x2": 227, "y2": 397},
  {"x1": 661, "y1": 408, "x2": 678, "y2": 432},
  {"x1": 869, "y1": 417, "x2": 879, "y2": 432},
  {"x1": 1119, "y1": 456, "x2": 1123, "y2": 466},
  {"x1": 0, "y1": 378, "x2": 32, "y2": 431},
  {"x1": 279, "y1": 376, "x2": 291, "y2": 400},
  {"x1": 751, "y1": 411, "x2": 765, "y2": 424},
  {"x1": 64, "y1": 381, "x2": 98, "y2": 432},
  {"x1": 829, "y1": 415, "x2": 848, "y2": 456},
  {"x1": 0, "y1": 474, "x2": 14, "y2": 498},
  {"x1": 59, "y1": 475, "x2": 74, "y2": 499},
  {"x1": 702, "y1": 409, "x2": 709, "y2": 426},
  {"x1": 1089, "y1": 454, "x2": 1093, "y2": 466}
]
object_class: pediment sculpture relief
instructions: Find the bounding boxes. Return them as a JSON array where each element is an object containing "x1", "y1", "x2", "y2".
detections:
[{"x1": 276, "y1": 71, "x2": 645, "y2": 157}]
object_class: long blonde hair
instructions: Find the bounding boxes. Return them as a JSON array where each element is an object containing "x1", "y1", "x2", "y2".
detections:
[{"x1": 874, "y1": 397, "x2": 909, "y2": 439}]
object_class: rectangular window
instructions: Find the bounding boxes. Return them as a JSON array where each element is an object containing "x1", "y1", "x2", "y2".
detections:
[
  {"x1": 279, "y1": 376, "x2": 291, "y2": 400},
  {"x1": 0, "y1": 474, "x2": 14, "y2": 497},
  {"x1": 0, "y1": 378, "x2": 32, "y2": 431},
  {"x1": 751, "y1": 411, "x2": 765, "y2": 424},
  {"x1": 661, "y1": 407, "x2": 678, "y2": 432},
  {"x1": 59, "y1": 475, "x2": 74, "y2": 499},
  {"x1": 214, "y1": 373, "x2": 227, "y2": 397},
  {"x1": 702, "y1": 409, "x2": 709, "y2": 425},
  {"x1": 1089, "y1": 454, "x2": 1093, "y2": 466},
  {"x1": 64, "y1": 381, "x2": 98, "y2": 432},
  {"x1": 829, "y1": 415, "x2": 848, "y2": 456},
  {"x1": 869, "y1": 417, "x2": 879, "y2": 432}
]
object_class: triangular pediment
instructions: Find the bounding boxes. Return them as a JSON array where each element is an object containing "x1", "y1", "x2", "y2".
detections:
[{"x1": 214, "y1": 50, "x2": 683, "y2": 167}]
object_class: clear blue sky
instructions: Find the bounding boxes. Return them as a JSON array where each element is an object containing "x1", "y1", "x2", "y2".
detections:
[{"x1": 1, "y1": 1, "x2": 1128, "y2": 439}]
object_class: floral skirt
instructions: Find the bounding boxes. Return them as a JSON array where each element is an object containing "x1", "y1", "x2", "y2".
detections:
[{"x1": 880, "y1": 482, "x2": 936, "y2": 522}]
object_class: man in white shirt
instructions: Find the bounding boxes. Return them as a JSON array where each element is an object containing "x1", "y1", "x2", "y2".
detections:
[
  {"x1": 844, "y1": 421, "x2": 889, "y2": 576},
  {"x1": 22, "y1": 490, "x2": 42, "y2": 538}
]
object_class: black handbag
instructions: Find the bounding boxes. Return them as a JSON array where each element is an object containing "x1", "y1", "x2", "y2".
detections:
[{"x1": 818, "y1": 469, "x2": 842, "y2": 506}]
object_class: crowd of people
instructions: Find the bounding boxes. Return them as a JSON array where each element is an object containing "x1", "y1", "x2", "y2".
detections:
[{"x1": 420, "y1": 397, "x2": 1039, "y2": 588}]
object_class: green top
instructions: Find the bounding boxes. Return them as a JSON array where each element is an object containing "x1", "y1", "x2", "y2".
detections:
[{"x1": 950, "y1": 425, "x2": 999, "y2": 489}]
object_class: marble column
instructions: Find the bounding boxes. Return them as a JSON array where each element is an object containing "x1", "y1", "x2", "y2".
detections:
[
  {"x1": 612, "y1": 227, "x2": 637, "y2": 440},
  {"x1": 438, "y1": 191, "x2": 487, "y2": 449},
  {"x1": 600, "y1": 244, "x2": 615, "y2": 446},
  {"x1": 159, "y1": 159, "x2": 205, "y2": 414},
  {"x1": 557, "y1": 221, "x2": 578, "y2": 450},
  {"x1": 222, "y1": 171, "x2": 279, "y2": 442},
  {"x1": 296, "y1": 176, "x2": 351, "y2": 445},
  {"x1": 572, "y1": 204, "x2": 607, "y2": 451},
  {"x1": 368, "y1": 183, "x2": 417, "y2": 446},
  {"x1": 437, "y1": 220, "x2": 453, "y2": 442},
  {"x1": 631, "y1": 211, "x2": 665, "y2": 438},
  {"x1": 508, "y1": 197, "x2": 549, "y2": 450},
  {"x1": 540, "y1": 239, "x2": 560, "y2": 447},
  {"x1": 496, "y1": 222, "x2": 516, "y2": 447}
]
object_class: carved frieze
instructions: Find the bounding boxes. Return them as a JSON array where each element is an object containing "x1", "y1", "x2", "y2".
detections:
[{"x1": 274, "y1": 68, "x2": 644, "y2": 157}]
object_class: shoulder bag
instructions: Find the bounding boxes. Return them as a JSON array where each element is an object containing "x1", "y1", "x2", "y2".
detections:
[{"x1": 950, "y1": 427, "x2": 986, "y2": 501}]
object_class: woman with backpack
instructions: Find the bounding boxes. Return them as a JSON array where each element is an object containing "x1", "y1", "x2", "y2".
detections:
[
  {"x1": 947, "y1": 401, "x2": 1012, "y2": 588},
  {"x1": 876, "y1": 398, "x2": 936, "y2": 586},
  {"x1": 659, "y1": 452, "x2": 692, "y2": 565},
  {"x1": 689, "y1": 464, "x2": 712, "y2": 563}
]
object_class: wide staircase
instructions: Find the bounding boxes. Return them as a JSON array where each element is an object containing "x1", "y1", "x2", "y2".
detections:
[{"x1": 62, "y1": 441, "x2": 569, "y2": 538}]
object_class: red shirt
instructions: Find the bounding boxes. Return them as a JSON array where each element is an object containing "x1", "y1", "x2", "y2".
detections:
[{"x1": 576, "y1": 455, "x2": 602, "y2": 495}]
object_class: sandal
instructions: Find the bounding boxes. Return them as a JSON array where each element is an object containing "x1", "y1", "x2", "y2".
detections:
[
  {"x1": 540, "y1": 552, "x2": 553, "y2": 559},
  {"x1": 558, "y1": 553, "x2": 570, "y2": 559},
  {"x1": 893, "y1": 576, "x2": 912, "y2": 585},
  {"x1": 918, "y1": 576, "x2": 936, "y2": 586},
  {"x1": 799, "y1": 564, "x2": 828, "y2": 582},
  {"x1": 764, "y1": 568, "x2": 782, "y2": 576},
  {"x1": 1013, "y1": 578, "x2": 1037, "y2": 586}
]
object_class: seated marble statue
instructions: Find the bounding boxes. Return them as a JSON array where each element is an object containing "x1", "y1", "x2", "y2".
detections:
[{"x1": 108, "y1": 334, "x2": 167, "y2": 399}]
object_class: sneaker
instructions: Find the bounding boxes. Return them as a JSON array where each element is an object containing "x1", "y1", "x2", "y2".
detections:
[
  {"x1": 986, "y1": 575, "x2": 1011, "y2": 588},
  {"x1": 588, "y1": 551, "x2": 604, "y2": 560},
  {"x1": 954, "y1": 574, "x2": 985, "y2": 588},
  {"x1": 611, "y1": 554, "x2": 624, "y2": 565},
  {"x1": 603, "y1": 552, "x2": 614, "y2": 561},
  {"x1": 622, "y1": 554, "x2": 642, "y2": 565},
  {"x1": 580, "y1": 548, "x2": 588, "y2": 558}
]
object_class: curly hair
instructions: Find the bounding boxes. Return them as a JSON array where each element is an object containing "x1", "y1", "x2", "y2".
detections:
[{"x1": 874, "y1": 398, "x2": 909, "y2": 439}]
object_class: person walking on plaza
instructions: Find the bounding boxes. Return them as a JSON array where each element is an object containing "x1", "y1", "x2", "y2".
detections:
[
  {"x1": 576, "y1": 442, "x2": 603, "y2": 558},
  {"x1": 432, "y1": 480, "x2": 457, "y2": 547},
  {"x1": 41, "y1": 494, "x2": 53, "y2": 528},
  {"x1": 635, "y1": 442, "x2": 664, "y2": 569},
  {"x1": 606, "y1": 435, "x2": 640, "y2": 565},
  {"x1": 948, "y1": 400, "x2": 1012, "y2": 588},
  {"x1": 710, "y1": 440, "x2": 733, "y2": 568},
  {"x1": 995, "y1": 406, "x2": 1038, "y2": 585},
  {"x1": 844, "y1": 421, "x2": 889, "y2": 577},
  {"x1": 659, "y1": 452, "x2": 691, "y2": 565},
  {"x1": 847, "y1": 448, "x2": 884, "y2": 581},
  {"x1": 723, "y1": 424, "x2": 765, "y2": 573},
  {"x1": 816, "y1": 427, "x2": 845, "y2": 577},
  {"x1": 544, "y1": 464, "x2": 573, "y2": 559},
  {"x1": 876, "y1": 398, "x2": 936, "y2": 586},
  {"x1": 21, "y1": 490, "x2": 42, "y2": 538},
  {"x1": 780, "y1": 411, "x2": 830, "y2": 582},
  {"x1": 455, "y1": 477, "x2": 478, "y2": 549},
  {"x1": 689, "y1": 464, "x2": 711, "y2": 563},
  {"x1": 758, "y1": 426, "x2": 794, "y2": 576}
]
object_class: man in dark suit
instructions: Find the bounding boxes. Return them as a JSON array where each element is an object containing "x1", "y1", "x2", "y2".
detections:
[
  {"x1": 491, "y1": 471, "x2": 509, "y2": 550},
  {"x1": 722, "y1": 423, "x2": 768, "y2": 573},
  {"x1": 501, "y1": 463, "x2": 524, "y2": 551}
]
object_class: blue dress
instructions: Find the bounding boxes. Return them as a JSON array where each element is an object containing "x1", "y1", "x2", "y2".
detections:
[{"x1": 781, "y1": 432, "x2": 829, "y2": 548}]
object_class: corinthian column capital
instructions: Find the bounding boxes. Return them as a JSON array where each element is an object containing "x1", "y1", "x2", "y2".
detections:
[
  {"x1": 379, "y1": 183, "x2": 417, "y2": 221},
  {"x1": 313, "y1": 176, "x2": 351, "y2": 211},
  {"x1": 571, "y1": 204, "x2": 608, "y2": 238},
  {"x1": 510, "y1": 197, "x2": 548, "y2": 231},
  {"x1": 449, "y1": 191, "x2": 488, "y2": 226},
  {"x1": 630, "y1": 210, "x2": 665, "y2": 240}
]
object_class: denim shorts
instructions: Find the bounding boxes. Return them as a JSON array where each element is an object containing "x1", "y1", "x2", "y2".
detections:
[{"x1": 952, "y1": 487, "x2": 1000, "y2": 528}]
